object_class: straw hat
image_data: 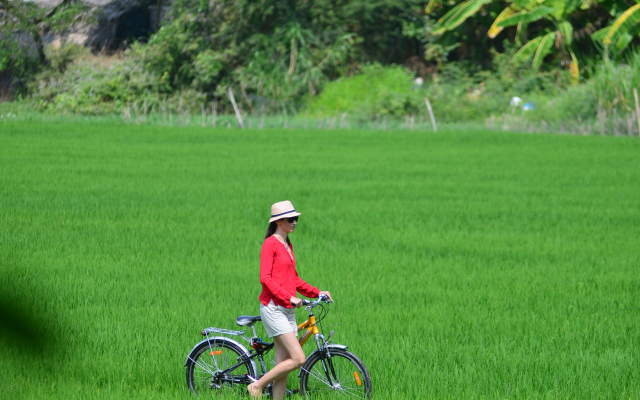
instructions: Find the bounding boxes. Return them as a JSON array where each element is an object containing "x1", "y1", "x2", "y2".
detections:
[{"x1": 269, "y1": 200, "x2": 301, "y2": 223}]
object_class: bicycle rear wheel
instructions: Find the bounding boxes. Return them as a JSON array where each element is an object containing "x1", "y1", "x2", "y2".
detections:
[
  {"x1": 185, "y1": 338, "x2": 257, "y2": 396},
  {"x1": 299, "y1": 348, "x2": 372, "y2": 399}
]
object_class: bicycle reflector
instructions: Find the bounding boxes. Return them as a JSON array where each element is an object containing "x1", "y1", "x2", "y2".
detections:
[
  {"x1": 251, "y1": 342, "x2": 264, "y2": 351},
  {"x1": 354, "y1": 372, "x2": 362, "y2": 386},
  {"x1": 210, "y1": 350, "x2": 222, "y2": 355}
]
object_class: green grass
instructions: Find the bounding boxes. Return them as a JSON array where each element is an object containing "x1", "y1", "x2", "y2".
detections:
[{"x1": 1, "y1": 121, "x2": 639, "y2": 399}]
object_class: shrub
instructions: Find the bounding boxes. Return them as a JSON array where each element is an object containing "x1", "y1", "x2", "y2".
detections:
[
  {"x1": 592, "y1": 49, "x2": 640, "y2": 115},
  {"x1": 420, "y1": 44, "x2": 576, "y2": 123},
  {"x1": 0, "y1": 33, "x2": 42, "y2": 96},
  {"x1": 305, "y1": 44, "x2": 581, "y2": 123},
  {"x1": 30, "y1": 45, "x2": 164, "y2": 115},
  {"x1": 43, "y1": 42, "x2": 90, "y2": 74},
  {"x1": 306, "y1": 64, "x2": 423, "y2": 118}
]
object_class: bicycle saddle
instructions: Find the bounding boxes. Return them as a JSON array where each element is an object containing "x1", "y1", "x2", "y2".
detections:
[{"x1": 236, "y1": 315, "x2": 261, "y2": 326}]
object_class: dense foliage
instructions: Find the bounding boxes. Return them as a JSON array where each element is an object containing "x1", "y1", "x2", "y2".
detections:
[
  {"x1": 139, "y1": 0, "x2": 361, "y2": 113},
  {"x1": 308, "y1": 44, "x2": 587, "y2": 122},
  {"x1": 2, "y1": 0, "x2": 640, "y2": 122},
  {"x1": 307, "y1": 64, "x2": 424, "y2": 117}
]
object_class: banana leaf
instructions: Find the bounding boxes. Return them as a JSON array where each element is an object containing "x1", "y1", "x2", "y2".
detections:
[
  {"x1": 580, "y1": 0, "x2": 595, "y2": 11},
  {"x1": 614, "y1": 32, "x2": 634, "y2": 54},
  {"x1": 425, "y1": 0, "x2": 441, "y2": 14},
  {"x1": 512, "y1": 36, "x2": 543, "y2": 63},
  {"x1": 498, "y1": 5, "x2": 554, "y2": 28},
  {"x1": 434, "y1": 0, "x2": 493, "y2": 34},
  {"x1": 563, "y1": 0, "x2": 583, "y2": 15},
  {"x1": 599, "y1": 0, "x2": 634, "y2": 18},
  {"x1": 488, "y1": 6, "x2": 515, "y2": 38},
  {"x1": 560, "y1": 21, "x2": 574, "y2": 46},
  {"x1": 532, "y1": 32, "x2": 556, "y2": 70},
  {"x1": 569, "y1": 50, "x2": 579, "y2": 81},
  {"x1": 591, "y1": 26, "x2": 611, "y2": 42},
  {"x1": 544, "y1": 0, "x2": 565, "y2": 20},
  {"x1": 513, "y1": 0, "x2": 537, "y2": 9},
  {"x1": 603, "y1": 3, "x2": 640, "y2": 46}
]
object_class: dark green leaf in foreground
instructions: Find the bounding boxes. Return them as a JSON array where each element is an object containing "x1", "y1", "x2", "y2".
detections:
[{"x1": 497, "y1": 5, "x2": 554, "y2": 28}]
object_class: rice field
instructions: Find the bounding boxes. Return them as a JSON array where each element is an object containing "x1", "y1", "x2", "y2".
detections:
[{"x1": 1, "y1": 121, "x2": 639, "y2": 399}]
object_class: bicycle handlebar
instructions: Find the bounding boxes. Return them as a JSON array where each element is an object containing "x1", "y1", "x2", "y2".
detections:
[{"x1": 300, "y1": 293, "x2": 332, "y2": 308}]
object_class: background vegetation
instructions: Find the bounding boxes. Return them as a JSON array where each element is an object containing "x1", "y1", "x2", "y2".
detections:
[
  {"x1": 2, "y1": 0, "x2": 640, "y2": 133},
  {"x1": 1, "y1": 122, "x2": 639, "y2": 398}
]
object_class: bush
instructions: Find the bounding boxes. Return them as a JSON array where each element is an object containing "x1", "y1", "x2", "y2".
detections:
[
  {"x1": 306, "y1": 64, "x2": 423, "y2": 118},
  {"x1": 43, "y1": 42, "x2": 90, "y2": 74},
  {"x1": 421, "y1": 45, "x2": 576, "y2": 123},
  {"x1": 0, "y1": 33, "x2": 42, "y2": 96},
  {"x1": 305, "y1": 44, "x2": 582, "y2": 124},
  {"x1": 136, "y1": 1, "x2": 356, "y2": 113},
  {"x1": 29, "y1": 45, "x2": 164, "y2": 115},
  {"x1": 592, "y1": 49, "x2": 640, "y2": 116}
]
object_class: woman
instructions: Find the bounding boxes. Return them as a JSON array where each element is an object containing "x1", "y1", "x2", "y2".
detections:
[{"x1": 247, "y1": 200, "x2": 331, "y2": 399}]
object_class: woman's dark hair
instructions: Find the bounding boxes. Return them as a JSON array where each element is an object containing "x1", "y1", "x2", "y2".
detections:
[{"x1": 265, "y1": 221, "x2": 291, "y2": 245}]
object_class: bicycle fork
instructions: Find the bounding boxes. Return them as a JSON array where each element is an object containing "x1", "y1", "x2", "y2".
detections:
[{"x1": 313, "y1": 333, "x2": 340, "y2": 388}]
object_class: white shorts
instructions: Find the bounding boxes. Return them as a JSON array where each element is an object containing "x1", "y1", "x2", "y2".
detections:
[{"x1": 260, "y1": 301, "x2": 297, "y2": 338}]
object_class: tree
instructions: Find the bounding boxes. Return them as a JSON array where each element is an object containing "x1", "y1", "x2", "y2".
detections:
[
  {"x1": 141, "y1": 0, "x2": 360, "y2": 111},
  {"x1": 428, "y1": 0, "x2": 633, "y2": 77},
  {"x1": 492, "y1": 0, "x2": 583, "y2": 81}
]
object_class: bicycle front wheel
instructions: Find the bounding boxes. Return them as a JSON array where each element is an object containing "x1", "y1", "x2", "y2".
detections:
[
  {"x1": 299, "y1": 348, "x2": 372, "y2": 399},
  {"x1": 185, "y1": 338, "x2": 257, "y2": 396}
]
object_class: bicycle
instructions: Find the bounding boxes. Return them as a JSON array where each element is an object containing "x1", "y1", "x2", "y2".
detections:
[{"x1": 184, "y1": 294, "x2": 372, "y2": 398}]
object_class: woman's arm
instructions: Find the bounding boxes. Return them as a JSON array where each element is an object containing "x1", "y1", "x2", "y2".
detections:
[{"x1": 293, "y1": 268, "x2": 321, "y2": 299}]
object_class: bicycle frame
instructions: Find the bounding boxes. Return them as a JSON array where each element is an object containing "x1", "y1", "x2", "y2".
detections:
[
  {"x1": 191, "y1": 297, "x2": 334, "y2": 387},
  {"x1": 187, "y1": 296, "x2": 371, "y2": 399},
  {"x1": 297, "y1": 315, "x2": 320, "y2": 346}
]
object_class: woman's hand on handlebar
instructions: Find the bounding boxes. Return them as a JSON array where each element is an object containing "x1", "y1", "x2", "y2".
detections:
[
  {"x1": 319, "y1": 291, "x2": 332, "y2": 302},
  {"x1": 290, "y1": 296, "x2": 303, "y2": 308}
]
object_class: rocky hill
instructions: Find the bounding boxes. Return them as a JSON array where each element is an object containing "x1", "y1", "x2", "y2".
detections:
[{"x1": 34, "y1": 0, "x2": 168, "y2": 49}]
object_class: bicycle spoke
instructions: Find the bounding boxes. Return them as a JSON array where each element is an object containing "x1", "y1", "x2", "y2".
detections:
[
  {"x1": 302, "y1": 350, "x2": 369, "y2": 399},
  {"x1": 188, "y1": 355, "x2": 216, "y2": 376},
  {"x1": 220, "y1": 348, "x2": 230, "y2": 369},
  {"x1": 302, "y1": 365, "x2": 333, "y2": 387},
  {"x1": 206, "y1": 341, "x2": 220, "y2": 370},
  {"x1": 187, "y1": 340, "x2": 256, "y2": 396},
  {"x1": 195, "y1": 358, "x2": 216, "y2": 374},
  {"x1": 337, "y1": 385, "x2": 367, "y2": 398},
  {"x1": 306, "y1": 383, "x2": 365, "y2": 399}
]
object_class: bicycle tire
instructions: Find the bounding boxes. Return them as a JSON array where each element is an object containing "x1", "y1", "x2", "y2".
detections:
[
  {"x1": 299, "y1": 348, "x2": 372, "y2": 399},
  {"x1": 185, "y1": 338, "x2": 257, "y2": 396}
]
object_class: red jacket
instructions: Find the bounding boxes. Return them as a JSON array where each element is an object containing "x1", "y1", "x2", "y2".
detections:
[{"x1": 259, "y1": 235, "x2": 320, "y2": 308}]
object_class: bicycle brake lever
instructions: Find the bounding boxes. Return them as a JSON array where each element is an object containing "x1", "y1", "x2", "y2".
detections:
[{"x1": 318, "y1": 294, "x2": 332, "y2": 303}]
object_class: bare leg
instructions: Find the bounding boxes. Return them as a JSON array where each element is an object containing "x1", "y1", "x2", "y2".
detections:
[
  {"x1": 248, "y1": 332, "x2": 304, "y2": 399},
  {"x1": 271, "y1": 336, "x2": 293, "y2": 400}
]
